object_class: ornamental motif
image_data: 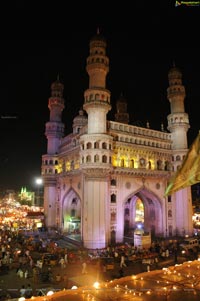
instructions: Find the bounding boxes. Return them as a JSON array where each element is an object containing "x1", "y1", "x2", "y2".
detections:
[
  {"x1": 156, "y1": 183, "x2": 160, "y2": 189},
  {"x1": 125, "y1": 182, "x2": 131, "y2": 189}
]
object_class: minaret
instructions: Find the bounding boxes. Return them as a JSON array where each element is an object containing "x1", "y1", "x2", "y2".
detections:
[
  {"x1": 166, "y1": 65, "x2": 193, "y2": 237},
  {"x1": 80, "y1": 31, "x2": 113, "y2": 249},
  {"x1": 42, "y1": 77, "x2": 65, "y2": 228},
  {"x1": 115, "y1": 93, "x2": 129, "y2": 124},
  {"x1": 45, "y1": 77, "x2": 65, "y2": 154},
  {"x1": 81, "y1": 31, "x2": 113, "y2": 176},
  {"x1": 167, "y1": 65, "x2": 190, "y2": 149},
  {"x1": 83, "y1": 31, "x2": 111, "y2": 133}
]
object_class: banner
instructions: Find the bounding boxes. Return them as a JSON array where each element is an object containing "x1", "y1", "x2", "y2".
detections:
[{"x1": 165, "y1": 132, "x2": 200, "y2": 196}]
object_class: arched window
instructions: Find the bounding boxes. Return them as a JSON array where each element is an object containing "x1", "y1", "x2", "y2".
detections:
[
  {"x1": 86, "y1": 155, "x2": 91, "y2": 162},
  {"x1": 111, "y1": 179, "x2": 116, "y2": 186},
  {"x1": 95, "y1": 93, "x2": 99, "y2": 100},
  {"x1": 94, "y1": 142, "x2": 99, "y2": 148},
  {"x1": 130, "y1": 159, "x2": 134, "y2": 168},
  {"x1": 164, "y1": 161, "x2": 169, "y2": 170},
  {"x1": 157, "y1": 160, "x2": 162, "y2": 170},
  {"x1": 102, "y1": 155, "x2": 107, "y2": 163},
  {"x1": 111, "y1": 194, "x2": 116, "y2": 203},
  {"x1": 87, "y1": 142, "x2": 92, "y2": 149},
  {"x1": 102, "y1": 142, "x2": 107, "y2": 149},
  {"x1": 148, "y1": 161, "x2": 151, "y2": 169},
  {"x1": 94, "y1": 154, "x2": 99, "y2": 162}
]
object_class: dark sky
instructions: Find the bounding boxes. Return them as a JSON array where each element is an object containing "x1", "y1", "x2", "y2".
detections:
[{"x1": 0, "y1": 1, "x2": 199, "y2": 191}]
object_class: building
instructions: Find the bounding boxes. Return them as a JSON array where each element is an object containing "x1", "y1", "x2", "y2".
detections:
[
  {"x1": 41, "y1": 32, "x2": 193, "y2": 249},
  {"x1": 19, "y1": 187, "x2": 35, "y2": 206}
]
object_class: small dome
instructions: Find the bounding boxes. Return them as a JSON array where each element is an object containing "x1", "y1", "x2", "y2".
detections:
[
  {"x1": 73, "y1": 109, "x2": 87, "y2": 128},
  {"x1": 51, "y1": 79, "x2": 64, "y2": 92},
  {"x1": 90, "y1": 33, "x2": 106, "y2": 42},
  {"x1": 90, "y1": 29, "x2": 106, "y2": 48},
  {"x1": 50, "y1": 76, "x2": 64, "y2": 98}
]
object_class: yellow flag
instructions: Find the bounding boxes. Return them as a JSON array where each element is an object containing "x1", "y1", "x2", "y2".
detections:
[{"x1": 165, "y1": 131, "x2": 200, "y2": 196}]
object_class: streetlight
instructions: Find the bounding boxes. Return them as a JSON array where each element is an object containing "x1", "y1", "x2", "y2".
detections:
[{"x1": 35, "y1": 178, "x2": 43, "y2": 207}]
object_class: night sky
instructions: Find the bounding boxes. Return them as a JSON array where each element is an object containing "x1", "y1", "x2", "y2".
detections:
[{"x1": 0, "y1": 1, "x2": 199, "y2": 191}]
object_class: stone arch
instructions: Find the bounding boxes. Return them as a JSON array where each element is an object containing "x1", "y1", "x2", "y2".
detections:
[
  {"x1": 123, "y1": 187, "x2": 163, "y2": 237},
  {"x1": 61, "y1": 189, "x2": 81, "y2": 235}
]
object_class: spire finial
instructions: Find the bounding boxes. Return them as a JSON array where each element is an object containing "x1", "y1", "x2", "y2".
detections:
[
  {"x1": 172, "y1": 60, "x2": 176, "y2": 68},
  {"x1": 57, "y1": 73, "x2": 60, "y2": 81},
  {"x1": 97, "y1": 27, "x2": 100, "y2": 35}
]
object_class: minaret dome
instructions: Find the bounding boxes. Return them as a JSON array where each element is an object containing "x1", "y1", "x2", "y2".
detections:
[{"x1": 51, "y1": 78, "x2": 64, "y2": 98}]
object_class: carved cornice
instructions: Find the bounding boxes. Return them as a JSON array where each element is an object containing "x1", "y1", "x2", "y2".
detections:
[
  {"x1": 82, "y1": 167, "x2": 111, "y2": 178},
  {"x1": 113, "y1": 167, "x2": 170, "y2": 178}
]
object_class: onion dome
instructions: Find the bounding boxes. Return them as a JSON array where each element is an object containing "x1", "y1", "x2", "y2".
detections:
[
  {"x1": 168, "y1": 65, "x2": 182, "y2": 81},
  {"x1": 51, "y1": 75, "x2": 64, "y2": 98},
  {"x1": 89, "y1": 28, "x2": 107, "y2": 50},
  {"x1": 72, "y1": 108, "x2": 88, "y2": 134},
  {"x1": 90, "y1": 27, "x2": 106, "y2": 42}
]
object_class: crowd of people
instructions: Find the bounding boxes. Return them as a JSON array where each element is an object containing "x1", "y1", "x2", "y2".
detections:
[{"x1": 0, "y1": 224, "x2": 198, "y2": 300}]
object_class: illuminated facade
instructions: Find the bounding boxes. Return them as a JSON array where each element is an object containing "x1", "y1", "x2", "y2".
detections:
[
  {"x1": 19, "y1": 187, "x2": 35, "y2": 205},
  {"x1": 42, "y1": 32, "x2": 193, "y2": 249}
]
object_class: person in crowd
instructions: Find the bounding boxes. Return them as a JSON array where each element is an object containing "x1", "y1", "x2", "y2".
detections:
[
  {"x1": 82, "y1": 261, "x2": 87, "y2": 274},
  {"x1": 25, "y1": 283, "x2": 33, "y2": 299},
  {"x1": 120, "y1": 255, "x2": 127, "y2": 268},
  {"x1": 19, "y1": 285, "x2": 26, "y2": 297},
  {"x1": 59, "y1": 257, "x2": 66, "y2": 269}
]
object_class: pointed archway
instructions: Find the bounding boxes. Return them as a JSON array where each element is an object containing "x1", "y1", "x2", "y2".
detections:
[
  {"x1": 62, "y1": 189, "x2": 81, "y2": 235},
  {"x1": 124, "y1": 187, "x2": 162, "y2": 238}
]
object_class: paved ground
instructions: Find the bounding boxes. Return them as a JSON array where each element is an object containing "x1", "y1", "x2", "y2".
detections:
[{"x1": 0, "y1": 254, "x2": 188, "y2": 300}]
